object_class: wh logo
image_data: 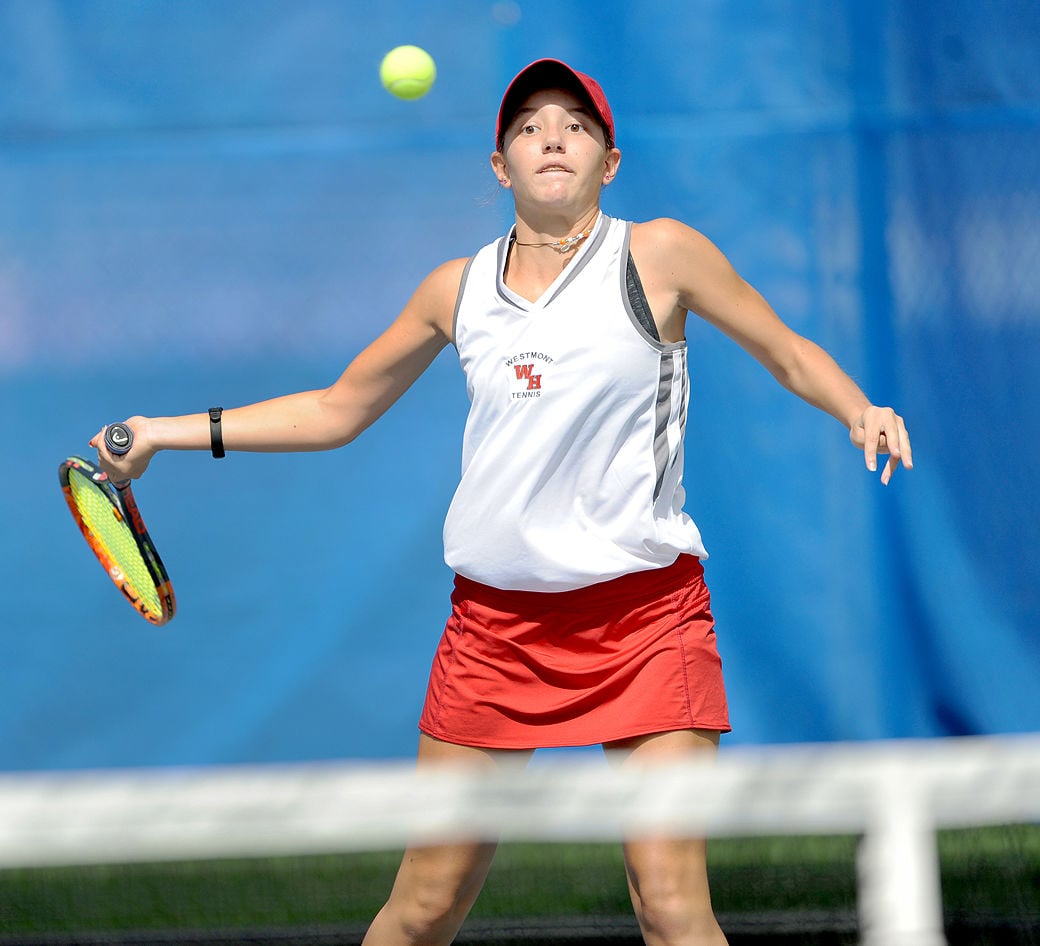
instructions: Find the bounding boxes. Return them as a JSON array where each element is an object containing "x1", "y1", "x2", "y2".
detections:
[{"x1": 514, "y1": 363, "x2": 542, "y2": 390}]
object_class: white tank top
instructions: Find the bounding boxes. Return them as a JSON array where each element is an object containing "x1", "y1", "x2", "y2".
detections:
[{"x1": 443, "y1": 214, "x2": 708, "y2": 592}]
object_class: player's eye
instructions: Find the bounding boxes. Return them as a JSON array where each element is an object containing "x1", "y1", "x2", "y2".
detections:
[{"x1": 520, "y1": 123, "x2": 539, "y2": 135}]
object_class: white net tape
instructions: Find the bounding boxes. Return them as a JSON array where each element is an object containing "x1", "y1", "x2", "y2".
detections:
[{"x1": 1, "y1": 734, "x2": 1038, "y2": 945}]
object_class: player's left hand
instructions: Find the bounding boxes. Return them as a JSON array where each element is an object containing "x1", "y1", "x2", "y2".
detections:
[{"x1": 850, "y1": 406, "x2": 912, "y2": 485}]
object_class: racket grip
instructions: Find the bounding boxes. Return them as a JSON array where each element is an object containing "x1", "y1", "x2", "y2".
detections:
[{"x1": 104, "y1": 423, "x2": 134, "y2": 489}]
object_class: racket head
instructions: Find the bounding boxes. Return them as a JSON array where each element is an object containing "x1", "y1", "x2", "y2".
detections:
[{"x1": 59, "y1": 456, "x2": 176, "y2": 626}]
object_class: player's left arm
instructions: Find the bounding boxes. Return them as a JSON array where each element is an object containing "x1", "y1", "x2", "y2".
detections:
[{"x1": 637, "y1": 217, "x2": 912, "y2": 484}]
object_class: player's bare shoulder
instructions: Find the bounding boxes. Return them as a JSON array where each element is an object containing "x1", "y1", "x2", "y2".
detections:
[
  {"x1": 631, "y1": 217, "x2": 714, "y2": 264},
  {"x1": 627, "y1": 219, "x2": 707, "y2": 342},
  {"x1": 407, "y1": 256, "x2": 470, "y2": 343},
  {"x1": 631, "y1": 217, "x2": 742, "y2": 320}
]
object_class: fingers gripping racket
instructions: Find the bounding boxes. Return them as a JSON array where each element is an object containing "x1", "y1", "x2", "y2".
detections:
[{"x1": 59, "y1": 424, "x2": 176, "y2": 625}]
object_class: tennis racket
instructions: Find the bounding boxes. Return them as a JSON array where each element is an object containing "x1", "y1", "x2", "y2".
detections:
[{"x1": 59, "y1": 423, "x2": 176, "y2": 625}]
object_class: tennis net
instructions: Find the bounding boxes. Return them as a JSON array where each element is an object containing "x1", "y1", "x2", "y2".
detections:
[{"x1": 1, "y1": 735, "x2": 1037, "y2": 945}]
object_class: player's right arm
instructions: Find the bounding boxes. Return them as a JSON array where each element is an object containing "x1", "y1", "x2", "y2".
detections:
[{"x1": 92, "y1": 258, "x2": 466, "y2": 480}]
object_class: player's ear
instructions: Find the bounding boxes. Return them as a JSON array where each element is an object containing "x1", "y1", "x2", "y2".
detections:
[
  {"x1": 491, "y1": 151, "x2": 510, "y2": 188},
  {"x1": 603, "y1": 147, "x2": 621, "y2": 185}
]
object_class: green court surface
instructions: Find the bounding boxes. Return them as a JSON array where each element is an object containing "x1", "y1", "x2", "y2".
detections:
[{"x1": 1, "y1": 826, "x2": 1036, "y2": 944}]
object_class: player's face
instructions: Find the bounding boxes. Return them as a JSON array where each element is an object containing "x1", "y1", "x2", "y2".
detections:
[{"x1": 494, "y1": 89, "x2": 619, "y2": 206}]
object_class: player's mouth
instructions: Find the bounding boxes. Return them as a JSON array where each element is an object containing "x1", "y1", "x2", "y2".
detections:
[{"x1": 537, "y1": 163, "x2": 573, "y2": 174}]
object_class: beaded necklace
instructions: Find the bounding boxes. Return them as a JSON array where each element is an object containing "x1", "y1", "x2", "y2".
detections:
[{"x1": 513, "y1": 211, "x2": 599, "y2": 253}]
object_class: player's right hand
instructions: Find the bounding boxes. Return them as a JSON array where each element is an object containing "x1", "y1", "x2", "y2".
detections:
[{"x1": 91, "y1": 416, "x2": 155, "y2": 482}]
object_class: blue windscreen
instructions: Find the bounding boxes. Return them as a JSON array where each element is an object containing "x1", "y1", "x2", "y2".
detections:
[{"x1": 2, "y1": 0, "x2": 1037, "y2": 769}]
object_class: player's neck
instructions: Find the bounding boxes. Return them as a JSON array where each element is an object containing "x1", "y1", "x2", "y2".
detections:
[
  {"x1": 504, "y1": 207, "x2": 601, "y2": 297},
  {"x1": 512, "y1": 206, "x2": 600, "y2": 255}
]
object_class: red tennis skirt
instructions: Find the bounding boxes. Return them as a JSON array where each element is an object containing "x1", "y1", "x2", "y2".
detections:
[{"x1": 419, "y1": 555, "x2": 730, "y2": 749}]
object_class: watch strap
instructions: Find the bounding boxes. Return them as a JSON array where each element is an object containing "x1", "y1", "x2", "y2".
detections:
[{"x1": 208, "y1": 407, "x2": 225, "y2": 459}]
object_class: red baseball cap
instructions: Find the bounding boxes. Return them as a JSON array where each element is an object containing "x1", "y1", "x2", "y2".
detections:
[{"x1": 495, "y1": 59, "x2": 615, "y2": 150}]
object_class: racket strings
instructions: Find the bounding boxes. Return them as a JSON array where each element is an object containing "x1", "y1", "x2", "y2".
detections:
[{"x1": 67, "y1": 469, "x2": 163, "y2": 617}]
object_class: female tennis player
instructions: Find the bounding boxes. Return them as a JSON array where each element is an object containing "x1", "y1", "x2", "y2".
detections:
[{"x1": 94, "y1": 59, "x2": 911, "y2": 946}]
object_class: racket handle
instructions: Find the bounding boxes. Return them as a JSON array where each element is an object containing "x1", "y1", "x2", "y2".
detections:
[
  {"x1": 104, "y1": 423, "x2": 134, "y2": 489},
  {"x1": 105, "y1": 423, "x2": 134, "y2": 456}
]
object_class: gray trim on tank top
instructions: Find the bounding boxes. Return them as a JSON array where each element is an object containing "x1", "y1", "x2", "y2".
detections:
[
  {"x1": 619, "y1": 221, "x2": 686, "y2": 353},
  {"x1": 451, "y1": 254, "x2": 477, "y2": 350}
]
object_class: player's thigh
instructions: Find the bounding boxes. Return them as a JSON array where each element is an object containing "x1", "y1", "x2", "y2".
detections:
[
  {"x1": 604, "y1": 730, "x2": 720, "y2": 909},
  {"x1": 416, "y1": 732, "x2": 534, "y2": 769},
  {"x1": 603, "y1": 727, "x2": 720, "y2": 762},
  {"x1": 387, "y1": 734, "x2": 532, "y2": 911}
]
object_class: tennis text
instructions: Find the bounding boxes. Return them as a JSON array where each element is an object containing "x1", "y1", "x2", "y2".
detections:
[{"x1": 505, "y1": 351, "x2": 553, "y2": 400}]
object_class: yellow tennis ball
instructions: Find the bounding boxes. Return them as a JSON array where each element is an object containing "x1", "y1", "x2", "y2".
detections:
[{"x1": 380, "y1": 45, "x2": 436, "y2": 100}]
